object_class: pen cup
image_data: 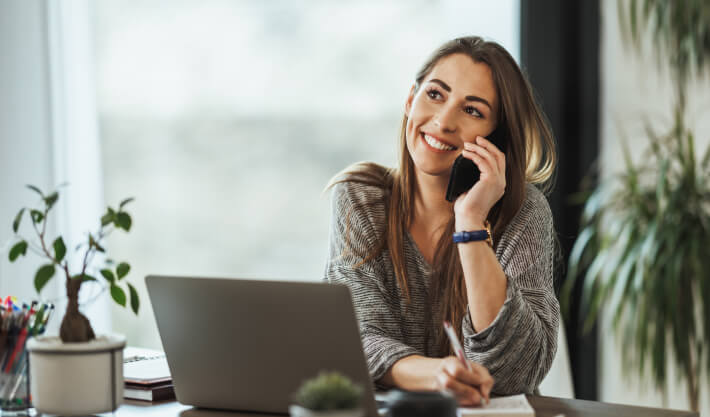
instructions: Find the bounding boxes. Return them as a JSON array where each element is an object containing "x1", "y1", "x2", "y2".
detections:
[{"x1": 0, "y1": 340, "x2": 33, "y2": 416}]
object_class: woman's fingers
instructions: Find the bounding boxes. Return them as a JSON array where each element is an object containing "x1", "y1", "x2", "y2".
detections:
[
  {"x1": 436, "y1": 357, "x2": 494, "y2": 406},
  {"x1": 446, "y1": 360, "x2": 494, "y2": 403},
  {"x1": 469, "y1": 362, "x2": 494, "y2": 401},
  {"x1": 476, "y1": 135, "x2": 506, "y2": 165},
  {"x1": 461, "y1": 149, "x2": 495, "y2": 175},
  {"x1": 464, "y1": 142, "x2": 502, "y2": 176},
  {"x1": 437, "y1": 370, "x2": 484, "y2": 406}
]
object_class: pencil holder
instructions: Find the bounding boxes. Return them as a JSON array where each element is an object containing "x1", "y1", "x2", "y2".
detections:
[{"x1": 0, "y1": 337, "x2": 33, "y2": 415}]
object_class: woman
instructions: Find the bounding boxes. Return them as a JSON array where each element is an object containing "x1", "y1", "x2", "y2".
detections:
[{"x1": 325, "y1": 36, "x2": 558, "y2": 406}]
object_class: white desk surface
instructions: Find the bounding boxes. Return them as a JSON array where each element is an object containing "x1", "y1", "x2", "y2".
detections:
[{"x1": 102, "y1": 400, "x2": 283, "y2": 417}]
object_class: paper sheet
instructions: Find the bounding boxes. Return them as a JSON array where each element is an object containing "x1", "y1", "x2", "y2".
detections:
[{"x1": 458, "y1": 394, "x2": 534, "y2": 416}]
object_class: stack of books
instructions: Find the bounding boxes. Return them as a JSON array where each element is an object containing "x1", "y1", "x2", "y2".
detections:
[{"x1": 123, "y1": 346, "x2": 175, "y2": 402}]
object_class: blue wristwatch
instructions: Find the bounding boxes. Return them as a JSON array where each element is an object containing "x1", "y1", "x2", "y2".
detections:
[{"x1": 453, "y1": 221, "x2": 493, "y2": 247}]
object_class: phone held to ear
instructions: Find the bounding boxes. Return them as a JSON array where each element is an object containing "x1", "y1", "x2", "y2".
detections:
[{"x1": 445, "y1": 127, "x2": 506, "y2": 203}]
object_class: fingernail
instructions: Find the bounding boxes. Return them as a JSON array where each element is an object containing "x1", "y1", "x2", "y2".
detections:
[{"x1": 476, "y1": 136, "x2": 484, "y2": 143}]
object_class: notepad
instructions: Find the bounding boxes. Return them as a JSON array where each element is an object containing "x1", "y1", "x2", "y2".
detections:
[
  {"x1": 457, "y1": 394, "x2": 534, "y2": 416},
  {"x1": 123, "y1": 346, "x2": 171, "y2": 385}
]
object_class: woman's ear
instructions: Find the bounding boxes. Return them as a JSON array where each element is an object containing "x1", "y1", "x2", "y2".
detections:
[{"x1": 404, "y1": 84, "x2": 416, "y2": 117}]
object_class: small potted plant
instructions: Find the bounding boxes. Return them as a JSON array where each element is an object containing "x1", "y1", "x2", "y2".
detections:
[
  {"x1": 290, "y1": 371, "x2": 364, "y2": 417},
  {"x1": 8, "y1": 184, "x2": 139, "y2": 415}
]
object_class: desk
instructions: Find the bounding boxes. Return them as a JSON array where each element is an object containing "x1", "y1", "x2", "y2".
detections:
[{"x1": 111, "y1": 396, "x2": 698, "y2": 417}]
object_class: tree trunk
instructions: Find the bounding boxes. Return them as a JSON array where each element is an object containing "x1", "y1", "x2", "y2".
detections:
[{"x1": 59, "y1": 277, "x2": 95, "y2": 343}]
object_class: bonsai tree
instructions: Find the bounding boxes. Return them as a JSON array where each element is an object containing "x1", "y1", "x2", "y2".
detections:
[
  {"x1": 293, "y1": 371, "x2": 363, "y2": 413},
  {"x1": 8, "y1": 185, "x2": 139, "y2": 343},
  {"x1": 564, "y1": 0, "x2": 710, "y2": 412}
]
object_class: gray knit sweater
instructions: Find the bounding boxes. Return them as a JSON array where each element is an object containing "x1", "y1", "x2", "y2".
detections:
[{"x1": 324, "y1": 178, "x2": 559, "y2": 395}]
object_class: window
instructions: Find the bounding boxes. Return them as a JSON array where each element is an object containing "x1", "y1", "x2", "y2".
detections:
[{"x1": 94, "y1": 0, "x2": 519, "y2": 347}]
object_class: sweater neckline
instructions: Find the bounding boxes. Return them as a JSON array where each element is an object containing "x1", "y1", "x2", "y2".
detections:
[{"x1": 404, "y1": 229, "x2": 433, "y2": 273}]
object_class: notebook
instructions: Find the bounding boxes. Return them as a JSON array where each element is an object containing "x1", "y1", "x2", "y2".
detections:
[
  {"x1": 123, "y1": 346, "x2": 171, "y2": 385},
  {"x1": 457, "y1": 394, "x2": 535, "y2": 416},
  {"x1": 124, "y1": 381, "x2": 175, "y2": 402}
]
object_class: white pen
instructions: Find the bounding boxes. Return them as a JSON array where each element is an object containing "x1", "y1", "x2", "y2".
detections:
[{"x1": 443, "y1": 320, "x2": 489, "y2": 405}]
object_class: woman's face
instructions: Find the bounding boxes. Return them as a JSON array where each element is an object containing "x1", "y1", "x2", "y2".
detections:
[{"x1": 405, "y1": 53, "x2": 499, "y2": 180}]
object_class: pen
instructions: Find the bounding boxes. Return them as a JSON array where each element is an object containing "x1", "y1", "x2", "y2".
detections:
[{"x1": 443, "y1": 321, "x2": 489, "y2": 405}]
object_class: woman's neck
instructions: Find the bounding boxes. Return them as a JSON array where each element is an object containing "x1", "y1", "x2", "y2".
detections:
[{"x1": 413, "y1": 171, "x2": 452, "y2": 226}]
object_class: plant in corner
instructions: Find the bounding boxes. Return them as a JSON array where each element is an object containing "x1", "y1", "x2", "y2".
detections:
[
  {"x1": 563, "y1": 0, "x2": 710, "y2": 412},
  {"x1": 290, "y1": 371, "x2": 364, "y2": 417},
  {"x1": 7, "y1": 184, "x2": 140, "y2": 415},
  {"x1": 8, "y1": 185, "x2": 139, "y2": 341}
]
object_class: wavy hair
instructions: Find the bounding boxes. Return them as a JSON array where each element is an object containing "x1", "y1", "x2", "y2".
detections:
[{"x1": 328, "y1": 36, "x2": 556, "y2": 356}]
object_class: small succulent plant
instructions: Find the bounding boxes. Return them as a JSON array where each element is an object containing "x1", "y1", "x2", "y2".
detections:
[{"x1": 293, "y1": 371, "x2": 363, "y2": 411}]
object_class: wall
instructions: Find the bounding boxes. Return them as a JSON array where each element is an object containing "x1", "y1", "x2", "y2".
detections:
[
  {"x1": 0, "y1": 1, "x2": 60, "y2": 306},
  {"x1": 0, "y1": 0, "x2": 109, "y2": 335},
  {"x1": 599, "y1": 0, "x2": 710, "y2": 413}
]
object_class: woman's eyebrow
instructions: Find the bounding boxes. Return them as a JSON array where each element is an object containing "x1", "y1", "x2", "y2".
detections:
[{"x1": 428, "y1": 78, "x2": 492, "y2": 110}]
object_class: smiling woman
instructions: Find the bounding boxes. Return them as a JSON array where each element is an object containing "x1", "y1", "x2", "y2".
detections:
[{"x1": 325, "y1": 36, "x2": 558, "y2": 406}]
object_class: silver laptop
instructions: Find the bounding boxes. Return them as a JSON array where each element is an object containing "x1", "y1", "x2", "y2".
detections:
[{"x1": 145, "y1": 275, "x2": 379, "y2": 416}]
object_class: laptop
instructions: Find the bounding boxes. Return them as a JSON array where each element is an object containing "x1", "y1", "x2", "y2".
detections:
[{"x1": 145, "y1": 275, "x2": 379, "y2": 416}]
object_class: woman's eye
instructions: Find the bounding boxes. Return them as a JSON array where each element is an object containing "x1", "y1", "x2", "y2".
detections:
[
  {"x1": 464, "y1": 106, "x2": 483, "y2": 118},
  {"x1": 426, "y1": 88, "x2": 443, "y2": 100}
]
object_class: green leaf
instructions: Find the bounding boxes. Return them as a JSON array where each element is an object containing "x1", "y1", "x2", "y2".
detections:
[
  {"x1": 702, "y1": 141, "x2": 710, "y2": 171},
  {"x1": 26, "y1": 184, "x2": 44, "y2": 198},
  {"x1": 8, "y1": 241, "x2": 28, "y2": 262},
  {"x1": 34, "y1": 264, "x2": 56, "y2": 293},
  {"x1": 610, "y1": 247, "x2": 640, "y2": 328},
  {"x1": 116, "y1": 262, "x2": 130, "y2": 280},
  {"x1": 116, "y1": 212, "x2": 132, "y2": 231},
  {"x1": 101, "y1": 211, "x2": 114, "y2": 227},
  {"x1": 100, "y1": 269, "x2": 115, "y2": 283},
  {"x1": 12, "y1": 208, "x2": 25, "y2": 233},
  {"x1": 30, "y1": 210, "x2": 44, "y2": 224},
  {"x1": 44, "y1": 191, "x2": 59, "y2": 209},
  {"x1": 53, "y1": 237, "x2": 66, "y2": 262},
  {"x1": 81, "y1": 274, "x2": 98, "y2": 282},
  {"x1": 567, "y1": 227, "x2": 595, "y2": 278},
  {"x1": 127, "y1": 283, "x2": 140, "y2": 314},
  {"x1": 119, "y1": 197, "x2": 135, "y2": 209},
  {"x1": 110, "y1": 285, "x2": 127, "y2": 307}
]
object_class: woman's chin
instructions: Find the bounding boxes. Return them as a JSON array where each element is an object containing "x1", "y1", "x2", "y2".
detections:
[{"x1": 414, "y1": 163, "x2": 454, "y2": 181}]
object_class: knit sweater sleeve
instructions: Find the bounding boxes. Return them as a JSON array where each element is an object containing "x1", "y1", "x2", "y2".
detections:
[
  {"x1": 324, "y1": 181, "x2": 420, "y2": 383},
  {"x1": 461, "y1": 184, "x2": 559, "y2": 395}
]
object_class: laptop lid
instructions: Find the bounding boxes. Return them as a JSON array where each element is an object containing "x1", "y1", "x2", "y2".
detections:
[{"x1": 145, "y1": 275, "x2": 378, "y2": 416}]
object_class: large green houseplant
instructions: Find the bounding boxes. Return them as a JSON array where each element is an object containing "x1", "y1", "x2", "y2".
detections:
[{"x1": 564, "y1": 0, "x2": 710, "y2": 412}]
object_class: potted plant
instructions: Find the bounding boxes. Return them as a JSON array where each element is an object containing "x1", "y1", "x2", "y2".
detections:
[
  {"x1": 8, "y1": 184, "x2": 139, "y2": 415},
  {"x1": 290, "y1": 371, "x2": 364, "y2": 417},
  {"x1": 563, "y1": 0, "x2": 710, "y2": 412}
]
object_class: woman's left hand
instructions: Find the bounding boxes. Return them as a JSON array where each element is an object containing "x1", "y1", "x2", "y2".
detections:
[{"x1": 453, "y1": 135, "x2": 506, "y2": 230}]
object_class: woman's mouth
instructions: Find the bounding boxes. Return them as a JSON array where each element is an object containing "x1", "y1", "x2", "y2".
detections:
[{"x1": 421, "y1": 133, "x2": 457, "y2": 152}]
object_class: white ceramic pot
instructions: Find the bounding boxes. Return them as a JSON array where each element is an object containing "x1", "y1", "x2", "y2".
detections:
[
  {"x1": 289, "y1": 405, "x2": 363, "y2": 417},
  {"x1": 26, "y1": 334, "x2": 125, "y2": 416}
]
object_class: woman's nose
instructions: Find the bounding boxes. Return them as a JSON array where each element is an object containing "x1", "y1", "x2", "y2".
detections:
[{"x1": 434, "y1": 105, "x2": 458, "y2": 133}]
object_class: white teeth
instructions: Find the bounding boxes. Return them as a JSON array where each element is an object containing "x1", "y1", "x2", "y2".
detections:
[{"x1": 423, "y1": 134, "x2": 455, "y2": 151}]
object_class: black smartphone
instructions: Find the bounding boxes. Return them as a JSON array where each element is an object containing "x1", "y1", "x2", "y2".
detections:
[{"x1": 444, "y1": 126, "x2": 506, "y2": 202}]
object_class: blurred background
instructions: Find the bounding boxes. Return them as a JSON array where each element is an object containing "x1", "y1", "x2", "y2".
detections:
[{"x1": 1, "y1": 0, "x2": 708, "y2": 414}]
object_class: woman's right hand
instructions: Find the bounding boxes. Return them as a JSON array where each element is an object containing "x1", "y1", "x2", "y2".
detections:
[{"x1": 435, "y1": 356, "x2": 494, "y2": 406}]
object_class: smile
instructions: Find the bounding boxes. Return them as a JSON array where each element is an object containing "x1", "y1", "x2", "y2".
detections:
[{"x1": 422, "y1": 133, "x2": 457, "y2": 152}]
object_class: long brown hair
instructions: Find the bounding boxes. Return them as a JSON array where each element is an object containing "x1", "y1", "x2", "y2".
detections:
[{"x1": 329, "y1": 36, "x2": 556, "y2": 356}]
